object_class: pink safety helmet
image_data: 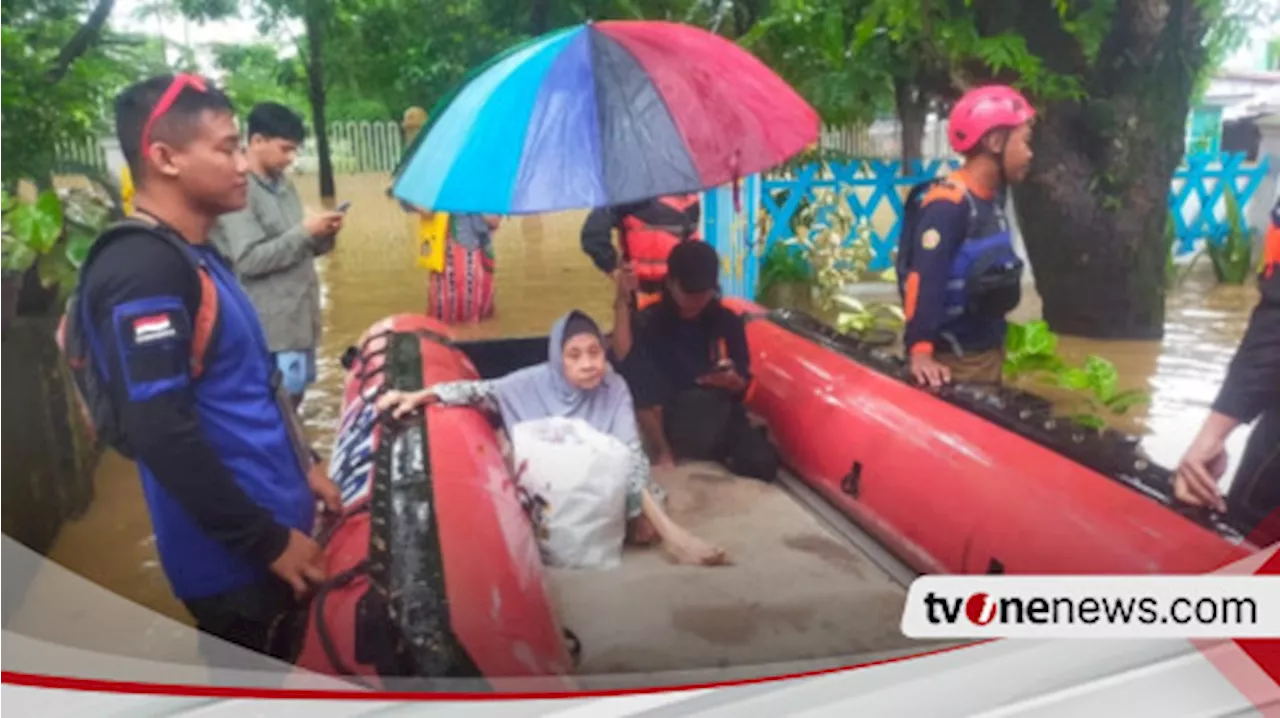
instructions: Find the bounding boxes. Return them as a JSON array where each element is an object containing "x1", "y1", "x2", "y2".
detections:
[{"x1": 947, "y1": 85, "x2": 1036, "y2": 154}]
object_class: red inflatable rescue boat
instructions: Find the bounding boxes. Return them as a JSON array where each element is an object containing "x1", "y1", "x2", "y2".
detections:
[
  {"x1": 295, "y1": 303, "x2": 1257, "y2": 684},
  {"x1": 723, "y1": 298, "x2": 1256, "y2": 575},
  {"x1": 294, "y1": 314, "x2": 576, "y2": 690}
]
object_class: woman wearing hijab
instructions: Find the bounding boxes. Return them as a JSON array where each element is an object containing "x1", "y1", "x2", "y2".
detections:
[{"x1": 376, "y1": 310, "x2": 728, "y2": 566}]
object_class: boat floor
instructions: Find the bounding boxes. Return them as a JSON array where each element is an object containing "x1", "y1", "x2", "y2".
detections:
[{"x1": 544, "y1": 462, "x2": 922, "y2": 677}]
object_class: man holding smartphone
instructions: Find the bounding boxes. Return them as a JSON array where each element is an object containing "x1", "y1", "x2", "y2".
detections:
[
  {"x1": 612, "y1": 241, "x2": 779, "y2": 482},
  {"x1": 212, "y1": 102, "x2": 344, "y2": 409}
]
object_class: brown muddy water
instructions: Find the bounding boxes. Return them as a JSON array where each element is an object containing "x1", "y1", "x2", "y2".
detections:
[{"x1": 34, "y1": 173, "x2": 1263, "y2": 627}]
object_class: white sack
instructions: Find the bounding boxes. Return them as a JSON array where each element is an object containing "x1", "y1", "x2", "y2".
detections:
[{"x1": 510, "y1": 417, "x2": 631, "y2": 569}]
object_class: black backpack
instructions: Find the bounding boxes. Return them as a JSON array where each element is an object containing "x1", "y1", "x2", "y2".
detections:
[
  {"x1": 56, "y1": 219, "x2": 219, "y2": 460},
  {"x1": 895, "y1": 178, "x2": 947, "y2": 301}
]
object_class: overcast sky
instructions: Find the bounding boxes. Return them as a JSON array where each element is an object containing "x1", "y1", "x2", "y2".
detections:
[{"x1": 112, "y1": 0, "x2": 303, "y2": 75}]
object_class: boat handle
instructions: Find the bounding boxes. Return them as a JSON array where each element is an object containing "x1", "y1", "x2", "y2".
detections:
[{"x1": 840, "y1": 461, "x2": 862, "y2": 498}]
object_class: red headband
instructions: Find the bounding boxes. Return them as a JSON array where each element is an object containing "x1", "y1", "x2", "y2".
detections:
[{"x1": 139, "y1": 73, "x2": 209, "y2": 155}]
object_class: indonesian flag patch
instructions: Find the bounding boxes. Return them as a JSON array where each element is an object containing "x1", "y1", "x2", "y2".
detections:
[{"x1": 133, "y1": 314, "x2": 177, "y2": 344}]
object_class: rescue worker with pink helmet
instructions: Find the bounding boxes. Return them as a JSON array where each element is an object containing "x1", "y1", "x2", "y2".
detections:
[{"x1": 896, "y1": 84, "x2": 1036, "y2": 387}]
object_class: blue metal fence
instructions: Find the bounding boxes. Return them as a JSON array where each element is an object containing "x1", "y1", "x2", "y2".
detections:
[
  {"x1": 759, "y1": 158, "x2": 962, "y2": 272},
  {"x1": 1168, "y1": 153, "x2": 1271, "y2": 254},
  {"x1": 701, "y1": 175, "x2": 763, "y2": 300},
  {"x1": 701, "y1": 152, "x2": 1272, "y2": 301}
]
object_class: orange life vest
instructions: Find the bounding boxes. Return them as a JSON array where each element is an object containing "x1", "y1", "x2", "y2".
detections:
[
  {"x1": 621, "y1": 194, "x2": 702, "y2": 284},
  {"x1": 1263, "y1": 208, "x2": 1279, "y2": 279}
]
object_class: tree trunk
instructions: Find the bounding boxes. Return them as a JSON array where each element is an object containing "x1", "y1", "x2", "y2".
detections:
[
  {"x1": 1006, "y1": 0, "x2": 1209, "y2": 339},
  {"x1": 303, "y1": 0, "x2": 335, "y2": 203},
  {"x1": 531, "y1": 0, "x2": 551, "y2": 33},
  {"x1": 1013, "y1": 111, "x2": 1173, "y2": 338},
  {"x1": 46, "y1": 0, "x2": 116, "y2": 84},
  {"x1": 894, "y1": 78, "x2": 928, "y2": 168}
]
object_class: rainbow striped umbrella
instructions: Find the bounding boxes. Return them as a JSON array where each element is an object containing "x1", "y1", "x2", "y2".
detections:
[{"x1": 391, "y1": 21, "x2": 819, "y2": 215}]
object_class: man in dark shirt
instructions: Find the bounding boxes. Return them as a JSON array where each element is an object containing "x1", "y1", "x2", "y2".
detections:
[
  {"x1": 78, "y1": 74, "x2": 339, "y2": 662},
  {"x1": 581, "y1": 194, "x2": 701, "y2": 312},
  {"x1": 612, "y1": 241, "x2": 778, "y2": 481},
  {"x1": 1173, "y1": 197, "x2": 1280, "y2": 546},
  {"x1": 900, "y1": 85, "x2": 1035, "y2": 387}
]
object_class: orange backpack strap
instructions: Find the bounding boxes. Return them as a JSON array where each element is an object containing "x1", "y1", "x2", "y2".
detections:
[
  {"x1": 95, "y1": 218, "x2": 220, "y2": 380},
  {"x1": 190, "y1": 267, "x2": 219, "y2": 379}
]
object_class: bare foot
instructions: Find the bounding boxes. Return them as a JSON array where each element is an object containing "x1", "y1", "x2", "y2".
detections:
[{"x1": 663, "y1": 532, "x2": 729, "y2": 566}]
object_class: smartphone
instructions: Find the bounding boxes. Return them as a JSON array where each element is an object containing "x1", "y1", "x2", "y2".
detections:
[{"x1": 336, "y1": 200, "x2": 352, "y2": 213}]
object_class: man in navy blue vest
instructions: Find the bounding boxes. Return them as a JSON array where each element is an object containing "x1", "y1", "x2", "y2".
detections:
[
  {"x1": 79, "y1": 74, "x2": 339, "y2": 662},
  {"x1": 900, "y1": 85, "x2": 1036, "y2": 387}
]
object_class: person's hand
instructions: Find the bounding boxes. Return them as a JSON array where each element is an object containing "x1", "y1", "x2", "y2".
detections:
[
  {"x1": 697, "y1": 367, "x2": 747, "y2": 393},
  {"x1": 1173, "y1": 428, "x2": 1230, "y2": 513},
  {"x1": 308, "y1": 462, "x2": 341, "y2": 514},
  {"x1": 270, "y1": 529, "x2": 326, "y2": 599},
  {"x1": 613, "y1": 262, "x2": 638, "y2": 301},
  {"x1": 910, "y1": 352, "x2": 951, "y2": 388},
  {"x1": 304, "y1": 210, "x2": 344, "y2": 238},
  {"x1": 375, "y1": 388, "x2": 435, "y2": 419}
]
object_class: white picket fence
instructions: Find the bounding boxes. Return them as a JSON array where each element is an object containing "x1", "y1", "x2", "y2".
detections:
[
  {"x1": 292, "y1": 121, "x2": 405, "y2": 175},
  {"x1": 57, "y1": 119, "x2": 946, "y2": 178},
  {"x1": 55, "y1": 137, "x2": 110, "y2": 174},
  {"x1": 819, "y1": 117, "x2": 954, "y2": 161}
]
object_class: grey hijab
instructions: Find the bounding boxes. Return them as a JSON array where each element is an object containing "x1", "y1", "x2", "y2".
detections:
[{"x1": 490, "y1": 310, "x2": 638, "y2": 445}]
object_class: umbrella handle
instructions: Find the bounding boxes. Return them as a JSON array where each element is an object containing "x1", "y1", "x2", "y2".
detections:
[{"x1": 730, "y1": 150, "x2": 742, "y2": 213}]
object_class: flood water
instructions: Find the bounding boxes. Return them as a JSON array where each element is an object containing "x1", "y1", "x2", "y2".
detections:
[{"x1": 38, "y1": 173, "x2": 1263, "y2": 627}]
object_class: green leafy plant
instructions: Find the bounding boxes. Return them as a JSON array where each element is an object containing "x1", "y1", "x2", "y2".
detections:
[
  {"x1": 1, "y1": 186, "x2": 110, "y2": 305},
  {"x1": 1179, "y1": 188, "x2": 1256, "y2": 286},
  {"x1": 2, "y1": 189, "x2": 64, "y2": 276},
  {"x1": 783, "y1": 187, "x2": 893, "y2": 312},
  {"x1": 1003, "y1": 320, "x2": 1151, "y2": 430},
  {"x1": 40, "y1": 186, "x2": 113, "y2": 302},
  {"x1": 756, "y1": 240, "x2": 812, "y2": 306},
  {"x1": 833, "y1": 294, "x2": 905, "y2": 340},
  {"x1": 1206, "y1": 189, "x2": 1255, "y2": 285}
]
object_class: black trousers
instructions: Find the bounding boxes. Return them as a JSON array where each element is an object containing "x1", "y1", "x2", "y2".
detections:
[
  {"x1": 182, "y1": 576, "x2": 300, "y2": 669},
  {"x1": 1225, "y1": 409, "x2": 1280, "y2": 546},
  {"x1": 662, "y1": 388, "x2": 779, "y2": 482}
]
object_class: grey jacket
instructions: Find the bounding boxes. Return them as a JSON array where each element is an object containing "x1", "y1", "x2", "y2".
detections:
[{"x1": 210, "y1": 173, "x2": 335, "y2": 352}]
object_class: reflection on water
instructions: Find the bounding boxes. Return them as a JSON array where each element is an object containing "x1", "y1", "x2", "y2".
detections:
[{"x1": 36, "y1": 173, "x2": 1263, "y2": 626}]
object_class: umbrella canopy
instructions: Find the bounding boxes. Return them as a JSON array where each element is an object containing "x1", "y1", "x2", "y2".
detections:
[{"x1": 392, "y1": 20, "x2": 819, "y2": 215}]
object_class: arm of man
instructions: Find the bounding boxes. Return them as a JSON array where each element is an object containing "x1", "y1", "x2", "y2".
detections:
[
  {"x1": 721, "y1": 310, "x2": 754, "y2": 396},
  {"x1": 1212, "y1": 271, "x2": 1280, "y2": 424},
  {"x1": 625, "y1": 312, "x2": 677, "y2": 465},
  {"x1": 1173, "y1": 262, "x2": 1280, "y2": 511},
  {"x1": 581, "y1": 207, "x2": 620, "y2": 274},
  {"x1": 611, "y1": 266, "x2": 638, "y2": 359},
  {"x1": 311, "y1": 230, "x2": 337, "y2": 257},
  {"x1": 215, "y1": 204, "x2": 318, "y2": 278},
  {"x1": 86, "y1": 234, "x2": 291, "y2": 566},
  {"x1": 902, "y1": 191, "x2": 969, "y2": 354}
]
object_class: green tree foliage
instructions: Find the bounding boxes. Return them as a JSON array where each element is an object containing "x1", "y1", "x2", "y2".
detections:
[
  {"x1": 2, "y1": 0, "x2": 169, "y2": 187},
  {"x1": 211, "y1": 41, "x2": 309, "y2": 117},
  {"x1": 322, "y1": 0, "x2": 525, "y2": 121}
]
